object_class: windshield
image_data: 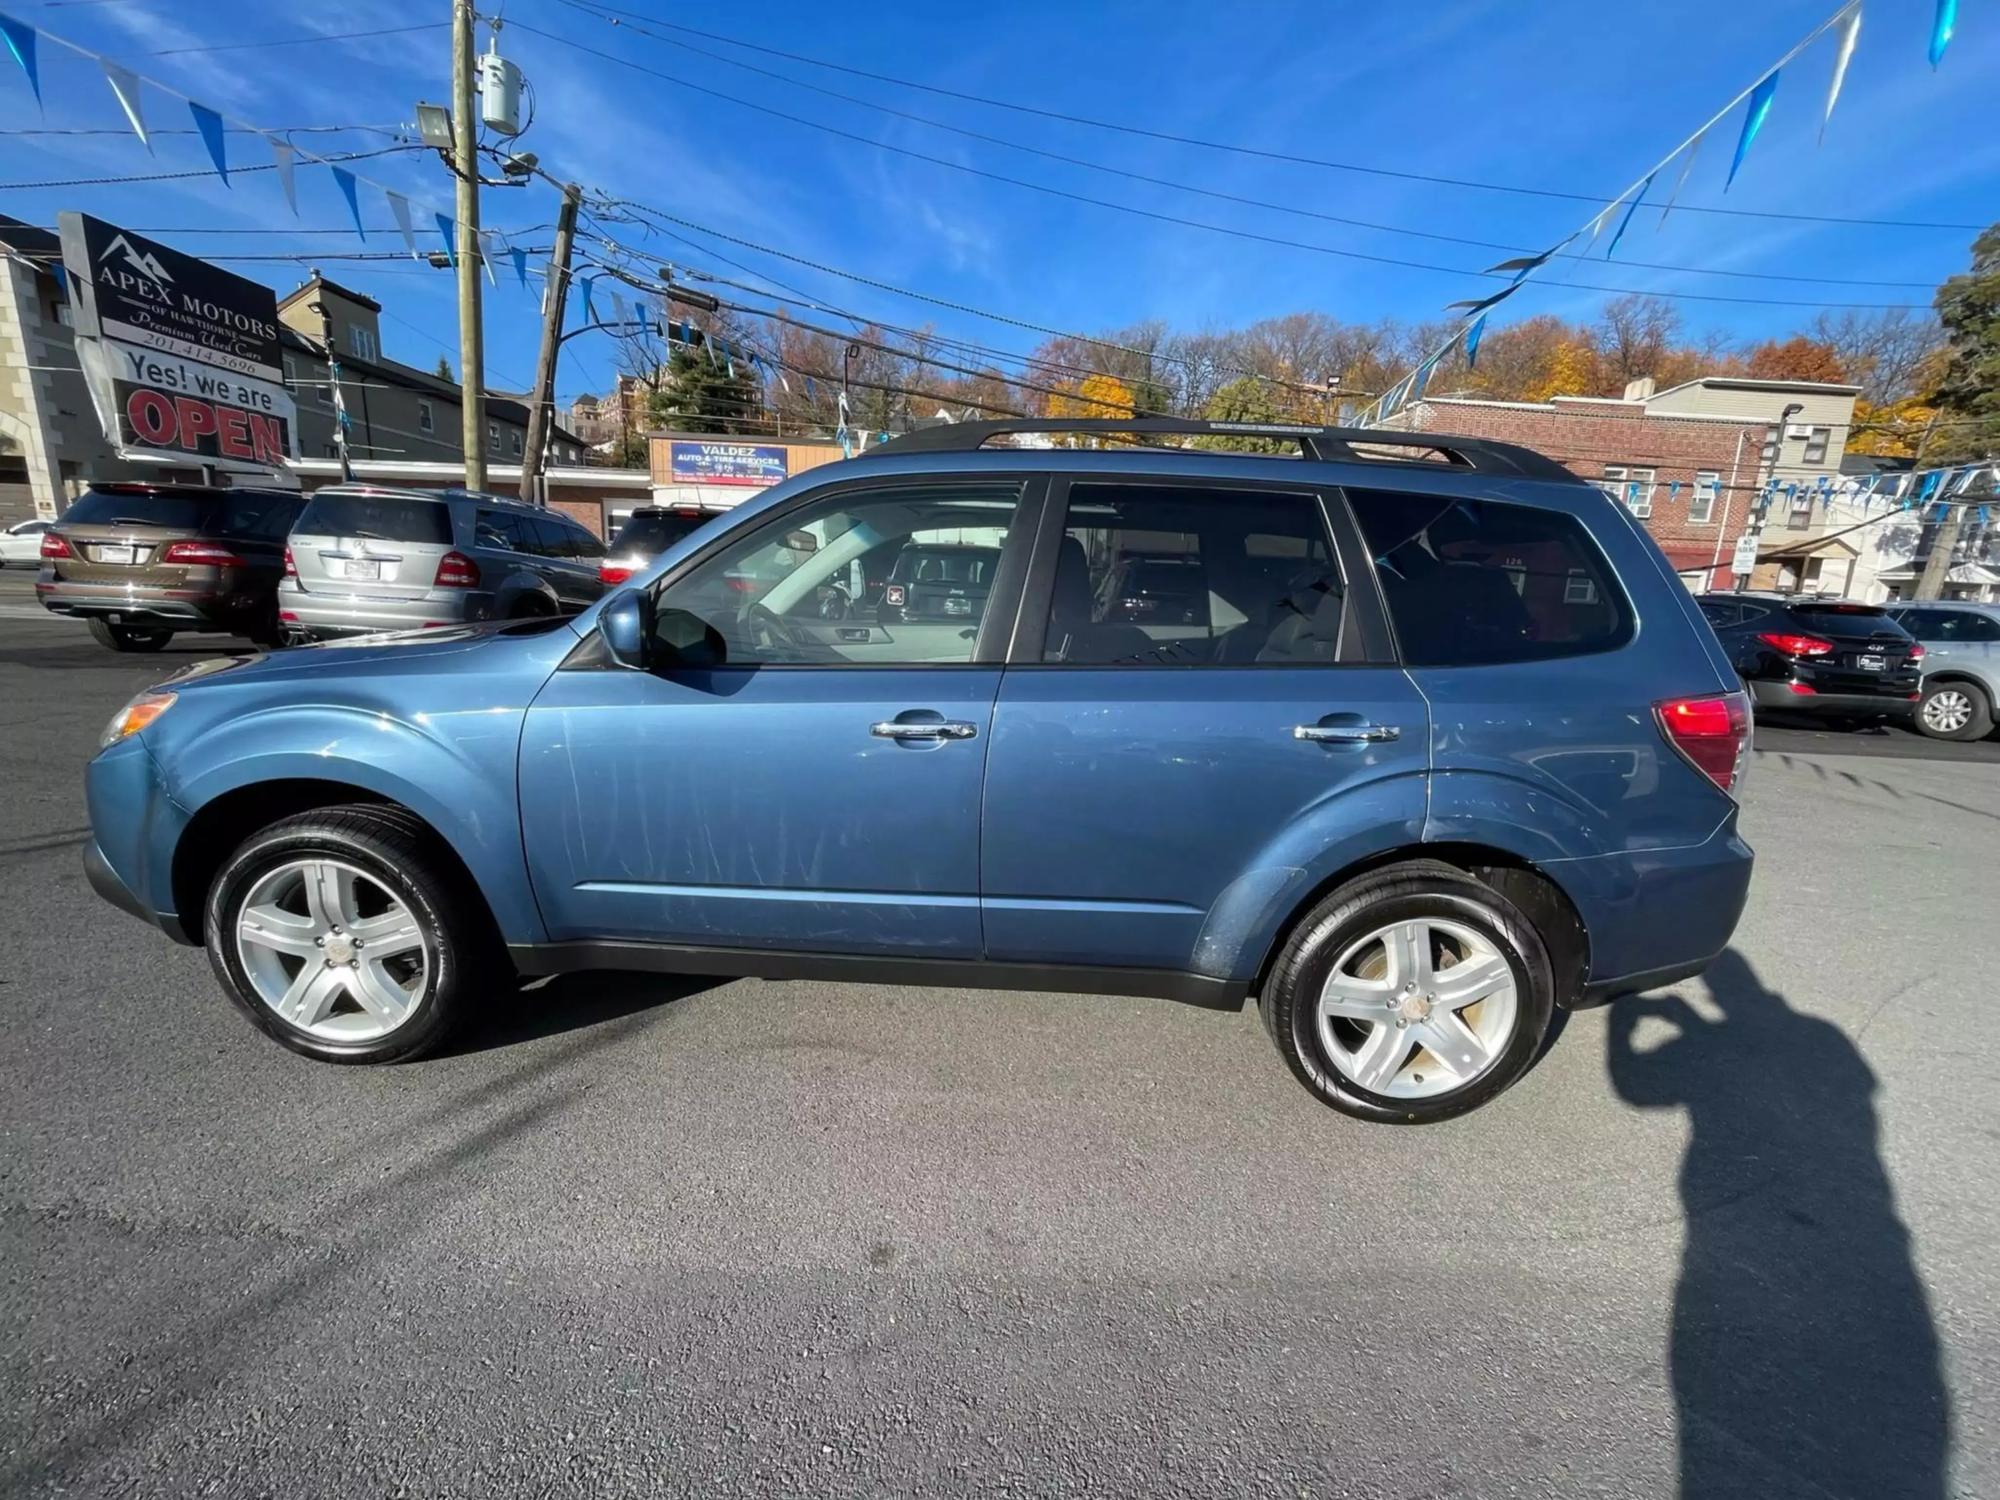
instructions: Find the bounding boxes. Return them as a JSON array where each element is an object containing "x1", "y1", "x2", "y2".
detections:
[{"x1": 295, "y1": 492, "x2": 453, "y2": 544}]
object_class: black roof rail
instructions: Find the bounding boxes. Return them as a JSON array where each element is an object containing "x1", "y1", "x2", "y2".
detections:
[{"x1": 865, "y1": 417, "x2": 1580, "y2": 483}]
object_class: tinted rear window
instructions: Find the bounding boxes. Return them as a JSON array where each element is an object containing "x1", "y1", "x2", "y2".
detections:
[
  {"x1": 1347, "y1": 489, "x2": 1633, "y2": 666},
  {"x1": 61, "y1": 489, "x2": 226, "y2": 530},
  {"x1": 611, "y1": 512, "x2": 707, "y2": 556},
  {"x1": 295, "y1": 492, "x2": 452, "y2": 544},
  {"x1": 1791, "y1": 604, "x2": 1909, "y2": 638}
]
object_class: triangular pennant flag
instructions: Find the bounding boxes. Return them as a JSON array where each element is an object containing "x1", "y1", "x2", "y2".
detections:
[
  {"x1": 1444, "y1": 282, "x2": 1520, "y2": 315},
  {"x1": 1483, "y1": 236, "x2": 1573, "y2": 282},
  {"x1": 805, "y1": 376, "x2": 817, "y2": 401},
  {"x1": 578, "y1": 275, "x2": 595, "y2": 323},
  {"x1": 189, "y1": 101, "x2": 229, "y2": 186},
  {"x1": 1725, "y1": 71, "x2": 1780, "y2": 191},
  {"x1": 511, "y1": 245, "x2": 527, "y2": 289},
  {"x1": 1606, "y1": 172, "x2": 1654, "y2": 258},
  {"x1": 1583, "y1": 200, "x2": 1617, "y2": 250},
  {"x1": 610, "y1": 289, "x2": 628, "y2": 327},
  {"x1": 1669, "y1": 480, "x2": 1682, "y2": 500},
  {"x1": 387, "y1": 192, "x2": 417, "y2": 257},
  {"x1": 478, "y1": 231, "x2": 498, "y2": 286},
  {"x1": 434, "y1": 212, "x2": 457, "y2": 268},
  {"x1": 270, "y1": 140, "x2": 298, "y2": 215},
  {"x1": 1821, "y1": 3, "x2": 1863, "y2": 141},
  {"x1": 727, "y1": 356, "x2": 736, "y2": 378},
  {"x1": 0, "y1": 13, "x2": 39, "y2": 106},
  {"x1": 100, "y1": 61, "x2": 148, "y2": 150},
  {"x1": 778, "y1": 371, "x2": 791, "y2": 394},
  {"x1": 331, "y1": 167, "x2": 364, "y2": 240},
  {"x1": 1929, "y1": 0, "x2": 1956, "y2": 68},
  {"x1": 1658, "y1": 130, "x2": 1705, "y2": 227},
  {"x1": 1464, "y1": 313, "x2": 1488, "y2": 370},
  {"x1": 678, "y1": 319, "x2": 691, "y2": 346}
]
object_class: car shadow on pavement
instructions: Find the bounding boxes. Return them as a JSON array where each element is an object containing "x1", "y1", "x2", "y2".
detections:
[
  {"x1": 438, "y1": 969, "x2": 724, "y2": 1057},
  {"x1": 1606, "y1": 949, "x2": 1950, "y2": 1498}
]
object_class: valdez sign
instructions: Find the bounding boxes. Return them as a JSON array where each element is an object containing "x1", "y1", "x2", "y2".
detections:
[{"x1": 58, "y1": 212, "x2": 297, "y2": 472}]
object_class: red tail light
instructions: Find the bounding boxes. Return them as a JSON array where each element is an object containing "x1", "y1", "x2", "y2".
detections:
[
  {"x1": 883, "y1": 583, "x2": 907, "y2": 607},
  {"x1": 1756, "y1": 631, "x2": 1833, "y2": 658},
  {"x1": 433, "y1": 550, "x2": 481, "y2": 588},
  {"x1": 599, "y1": 562, "x2": 634, "y2": 586},
  {"x1": 282, "y1": 545, "x2": 297, "y2": 578},
  {"x1": 1655, "y1": 692, "x2": 1752, "y2": 795},
  {"x1": 39, "y1": 532, "x2": 73, "y2": 560},
  {"x1": 724, "y1": 575, "x2": 757, "y2": 594},
  {"x1": 160, "y1": 540, "x2": 242, "y2": 567},
  {"x1": 1907, "y1": 643, "x2": 1925, "y2": 661}
]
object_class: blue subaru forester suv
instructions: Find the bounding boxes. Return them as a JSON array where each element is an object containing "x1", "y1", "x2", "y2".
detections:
[{"x1": 83, "y1": 420, "x2": 1753, "y2": 1123}]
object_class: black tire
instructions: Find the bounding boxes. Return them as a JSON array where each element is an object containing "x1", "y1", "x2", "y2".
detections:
[
  {"x1": 1258, "y1": 861, "x2": 1557, "y2": 1124},
  {"x1": 1914, "y1": 678, "x2": 1995, "y2": 742},
  {"x1": 203, "y1": 805, "x2": 497, "y2": 1063},
  {"x1": 87, "y1": 619, "x2": 172, "y2": 652}
]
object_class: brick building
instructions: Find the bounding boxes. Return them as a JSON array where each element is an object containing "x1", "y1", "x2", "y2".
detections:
[{"x1": 1389, "y1": 380, "x2": 1788, "y2": 590}]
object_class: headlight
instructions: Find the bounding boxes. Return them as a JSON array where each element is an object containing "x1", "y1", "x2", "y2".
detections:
[{"x1": 101, "y1": 690, "x2": 177, "y2": 748}]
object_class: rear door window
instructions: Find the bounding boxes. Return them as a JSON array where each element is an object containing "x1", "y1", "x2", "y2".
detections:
[
  {"x1": 296, "y1": 492, "x2": 453, "y2": 544},
  {"x1": 1036, "y1": 483, "x2": 1344, "y2": 666},
  {"x1": 1345, "y1": 489, "x2": 1632, "y2": 667}
]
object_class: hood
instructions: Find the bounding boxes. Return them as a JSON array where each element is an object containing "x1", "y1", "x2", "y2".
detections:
[{"x1": 161, "y1": 617, "x2": 581, "y2": 691}]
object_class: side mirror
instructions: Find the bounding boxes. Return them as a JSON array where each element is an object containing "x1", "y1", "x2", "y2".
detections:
[
  {"x1": 653, "y1": 606, "x2": 728, "y2": 669},
  {"x1": 599, "y1": 590, "x2": 650, "y2": 669}
]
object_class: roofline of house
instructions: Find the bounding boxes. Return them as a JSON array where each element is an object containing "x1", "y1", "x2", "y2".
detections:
[
  {"x1": 1649, "y1": 375, "x2": 1862, "y2": 399},
  {"x1": 278, "y1": 272, "x2": 384, "y2": 315},
  {"x1": 1412, "y1": 395, "x2": 1759, "y2": 426}
]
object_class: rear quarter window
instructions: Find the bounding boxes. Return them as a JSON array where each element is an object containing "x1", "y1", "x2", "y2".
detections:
[
  {"x1": 1346, "y1": 488, "x2": 1633, "y2": 667},
  {"x1": 295, "y1": 492, "x2": 453, "y2": 545},
  {"x1": 611, "y1": 513, "x2": 706, "y2": 556}
]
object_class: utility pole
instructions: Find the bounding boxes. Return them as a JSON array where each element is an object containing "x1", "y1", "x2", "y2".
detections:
[
  {"x1": 451, "y1": 0, "x2": 486, "y2": 490},
  {"x1": 520, "y1": 182, "x2": 581, "y2": 506},
  {"x1": 1908, "y1": 411, "x2": 1960, "y2": 601},
  {"x1": 1735, "y1": 400, "x2": 1804, "y2": 593}
]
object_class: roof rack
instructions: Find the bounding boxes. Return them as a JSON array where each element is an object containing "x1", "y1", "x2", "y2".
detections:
[{"x1": 866, "y1": 417, "x2": 1580, "y2": 483}]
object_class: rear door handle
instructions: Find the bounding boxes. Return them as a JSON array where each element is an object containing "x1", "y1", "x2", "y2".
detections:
[
  {"x1": 872, "y1": 719, "x2": 978, "y2": 741},
  {"x1": 1295, "y1": 722, "x2": 1399, "y2": 744}
]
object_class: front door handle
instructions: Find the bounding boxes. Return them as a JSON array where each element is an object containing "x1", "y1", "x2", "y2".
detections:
[
  {"x1": 872, "y1": 719, "x2": 978, "y2": 741},
  {"x1": 1295, "y1": 722, "x2": 1399, "y2": 744}
]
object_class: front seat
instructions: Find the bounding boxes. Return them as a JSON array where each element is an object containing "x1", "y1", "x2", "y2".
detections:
[{"x1": 1045, "y1": 537, "x2": 1158, "y2": 663}]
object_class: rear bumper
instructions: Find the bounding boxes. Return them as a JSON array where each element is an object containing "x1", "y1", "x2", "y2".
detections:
[
  {"x1": 1748, "y1": 679, "x2": 1918, "y2": 717},
  {"x1": 1554, "y1": 816, "x2": 1754, "y2": 1001},
  {"x1": 38, "y1": 579, "x2": 248, "y2": 629},
  {"x1": 276, "y1": 583, "x2": 489, "y2": 639}
]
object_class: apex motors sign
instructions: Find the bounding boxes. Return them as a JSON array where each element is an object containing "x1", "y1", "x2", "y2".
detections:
[{"x1": 58, "y1": 212, "x2": 297, "y2": 472}]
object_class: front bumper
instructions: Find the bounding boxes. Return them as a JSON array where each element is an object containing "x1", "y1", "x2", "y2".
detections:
[
  {"x1": 1748, "y1": 678, "x2": 1918, "y2": 718},
  {"x1": 83, "y1": 735, "x2": 196, "y2": 944}
]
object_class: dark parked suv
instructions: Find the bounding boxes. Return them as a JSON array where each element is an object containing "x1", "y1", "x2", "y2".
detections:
[
  {"x1": 1695, "y1": 593, "x2": 1922, "y2": 726},
  {"x1": 82, "y1": 419, "x2": 1754, "y2": 1124},
  {"x1": 37, "y1": 482, "x2": 302, "y2": 651}
]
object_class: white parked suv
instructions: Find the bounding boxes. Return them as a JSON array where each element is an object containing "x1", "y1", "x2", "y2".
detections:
[{"x1": 279, "y1": 486, "x2": 606, "y2": 640}]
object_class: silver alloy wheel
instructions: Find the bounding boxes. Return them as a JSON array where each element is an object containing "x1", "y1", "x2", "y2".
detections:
[
  {"x1": 234, "y1": 857, "x2": 429, "y2": 1041},
  {"x1": 1921, "y1": 688, "x2": 1973, "y2": 735},
  {"x1": 1316, "y1": 917, "x2": 1519, "y2": 1100}
]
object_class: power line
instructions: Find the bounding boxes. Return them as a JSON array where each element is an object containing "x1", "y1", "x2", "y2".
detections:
[
  {"x1": 510, "y1": 22, "x2": 1927, "y2": 312},
  {"x1": 550, "y1": 0, "x2": 1984, "y2": 234},
  {"x1": 152, "y1": 22, "x2": 446, "y2": 56},
  {"x1": 0, "y1": 143, "x2": 426, "y2": 191},
  {"x1": 550, "y1": 0, "x2": 1938, "y2": 292}
]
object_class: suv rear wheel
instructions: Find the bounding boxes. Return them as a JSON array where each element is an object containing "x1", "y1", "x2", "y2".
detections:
[
  {"x1": 1915, "y1": 679, "x2": 1994, "y2": 742},
  {"x1": 204, "y1": 806, "x2": 492, "y2": 1063},
  {"x1": 1259, "y1": 863, "x2": 1555, "y2": 1123},
  {"x1": 87, "y1": 619, "x2": 172, "y2": 652}
]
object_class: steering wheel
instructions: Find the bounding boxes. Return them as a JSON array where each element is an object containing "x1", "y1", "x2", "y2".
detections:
[{"x1": 743, "y1": 600, "x2": 802, "y2": 655}]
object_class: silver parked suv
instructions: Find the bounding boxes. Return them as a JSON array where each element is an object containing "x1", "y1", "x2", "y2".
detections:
[
  {"x1": 279, "y1": 486, "x2": 606, "y2": 641},
  {"x1": 1885, "y1": 599, "x2": 2000, "y2": 741}
]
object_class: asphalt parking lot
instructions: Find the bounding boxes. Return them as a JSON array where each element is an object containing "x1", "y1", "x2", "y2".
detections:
[{"x1": 3, "y1": 582, "x2": 1997, "y2": 1499}]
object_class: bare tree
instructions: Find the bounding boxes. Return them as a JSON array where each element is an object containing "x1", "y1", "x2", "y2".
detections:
[
  {"x1": 1809, "y1": 308, "x2": 1945, "y2": 405},
  {"x1": 1593, "y1": 295, "x2": 1682, "y2": 388}
]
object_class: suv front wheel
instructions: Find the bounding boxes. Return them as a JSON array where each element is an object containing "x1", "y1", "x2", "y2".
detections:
[
  {"x1": 1260, "y1": 863, "x2": 1555, "y2": 1124},
  {"x1": 204, "y1": 806, "x2": 489, "y2": 1062}
]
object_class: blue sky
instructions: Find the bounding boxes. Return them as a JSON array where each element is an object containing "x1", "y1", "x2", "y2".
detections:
[{"x1": 3, "y1": 0, "x2": 1994, "y2": 406}]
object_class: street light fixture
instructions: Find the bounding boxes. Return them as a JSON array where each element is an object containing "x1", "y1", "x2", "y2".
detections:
[{"x1": 413, "y1": 102, "x2": 454, "y2": 151}]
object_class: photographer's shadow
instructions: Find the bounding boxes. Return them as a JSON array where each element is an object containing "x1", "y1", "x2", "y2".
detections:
[{"x1": 1608, "y1": 949, "x2": 1949, "y2": 1498}]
